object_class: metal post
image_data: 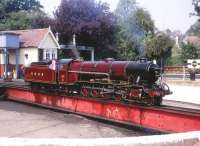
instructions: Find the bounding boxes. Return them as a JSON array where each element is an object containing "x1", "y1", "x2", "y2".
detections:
[
  {"x1": 160, "y1": 58, "x2": 163, "y2": 80},
  {"x1": 3, "y1": 48, "x2": 8, "y2": 79},
  {"x1": 15, "y1": 48, "x2": 19, "y2": 79},
  {"x1": 72, "y1": 34, "x2": 80, "y2": 59},
  {"x1": 91, "y1": 49, "x2": 94, "y2": 61},
  {"x1": 183, "y1": 66, "x2": 186, "y2": 81}
]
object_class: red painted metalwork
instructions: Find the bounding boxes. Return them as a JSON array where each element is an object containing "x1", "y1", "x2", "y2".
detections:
[
  {"x1": 25, "y1": 65, "x2": 56, "y2": 84},
  {"x1": 81, "y1": 88, "x2": 89, "y2": 97},
  {"x1": 129, "y1": 89, "x2": 141, "y2": 97},
  {"x1": 6, "y1": 87, "x2": 200, "y2": 133},
  {"x1": 74, "y1": 61, "x2": 128, "y2": 80},
  {"x1": 59, "y1": 69, "x2": 68, "y2": 84},
  {"x1": 91, "y1": 89, "x2": 99, "y2": 97}
]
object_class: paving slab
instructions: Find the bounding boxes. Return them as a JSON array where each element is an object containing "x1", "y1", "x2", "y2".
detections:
[{"x1": 0, "y1": 101, "x2": 148, "y2": 138}]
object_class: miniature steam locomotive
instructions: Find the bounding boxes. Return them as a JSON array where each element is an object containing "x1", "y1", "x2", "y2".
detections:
[{"x1": 24, "y1": 58, "x2": 171, "y2": 106}]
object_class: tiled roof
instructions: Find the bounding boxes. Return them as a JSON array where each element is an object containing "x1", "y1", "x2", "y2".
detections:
[{"x1": 4, "y1": 28, "x2": 49, "y2": 48}]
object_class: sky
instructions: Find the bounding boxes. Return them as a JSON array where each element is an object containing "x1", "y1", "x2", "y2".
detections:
[{"x1": 39, "y1": 0, "x2": 198, "y2": 33}]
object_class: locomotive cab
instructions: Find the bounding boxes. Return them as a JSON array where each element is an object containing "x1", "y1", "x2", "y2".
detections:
[{"x1": 24, "y1": 60, "x2": 57, "y2": 85}]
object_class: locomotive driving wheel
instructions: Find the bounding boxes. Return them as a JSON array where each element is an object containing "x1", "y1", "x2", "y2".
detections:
[
  {"x1": 81, "y1": 87, "x2": 90, "y2": 97},
  {"x1": 144, "y1": 97, "x2": 155, "y2": 106},
  {"x1": 144, "y1": 96, "x2": 162, "y2": 106},
  {"x1": 91, "y1": 89, "x2": 99, "y2": 98},
  {"x1": 154, "y1": 96, "x2": 162, "y2": 106},
  {"x1": 62, "y1": 86, "x2": 69, "y2": 95}
]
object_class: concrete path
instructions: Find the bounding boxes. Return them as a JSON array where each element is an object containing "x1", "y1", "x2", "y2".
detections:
[
  {"x1": 0, "y1": 101, "x2": 148, "y2": 138},
  {"x1": 164, "y1": 84, "x2": 200, "y2": 105}
]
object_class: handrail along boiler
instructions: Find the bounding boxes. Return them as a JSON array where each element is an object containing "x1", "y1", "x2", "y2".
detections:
[{"x1": 24, "y1": 58, "x2": 171, "y2": 106}]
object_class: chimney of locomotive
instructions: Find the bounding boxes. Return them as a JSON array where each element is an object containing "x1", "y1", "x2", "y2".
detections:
[
  {"x1": 73, "y1": 34, "x2": 76, "y2": 46},
  {"x1": 72, "y1": 34, "x2": 80, "y2": 59}
]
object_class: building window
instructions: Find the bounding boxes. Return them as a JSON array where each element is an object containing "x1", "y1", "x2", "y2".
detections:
[
  {"x1": 46, "y1": 51, "x2": 50, "y2": 60},
  {"x1": 52, "y1": 51, "x2": 56, "y2": 59},
  {"x1": 39, "y1": 49, "x2": 43, "y2": 61}
]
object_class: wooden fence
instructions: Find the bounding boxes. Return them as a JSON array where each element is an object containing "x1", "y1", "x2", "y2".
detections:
[{"x1": 164, "y1": 66, "x2": 186, "y2": 74}]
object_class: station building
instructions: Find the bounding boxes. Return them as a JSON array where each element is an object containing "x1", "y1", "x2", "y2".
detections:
[{"x1": 0, "y1": 27, "x2": 60, "y2": 78}]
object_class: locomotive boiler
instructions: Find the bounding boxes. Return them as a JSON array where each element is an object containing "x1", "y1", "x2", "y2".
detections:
[{"x1": 24, "y1": 58, "x2": 171, "y2": 106}]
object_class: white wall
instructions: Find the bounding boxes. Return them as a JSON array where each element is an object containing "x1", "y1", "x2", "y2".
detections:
[
  {"x1": 39, "y1": 32, "x2": 58, "y2": 60},
  {"x1": 40, "y1": 33, "x2": 58, "y2": 49},
  {"x1": 0, "y1": 50, "x2": 16, "y2": 64},
  {"x1": 19, "y1": 48, "x2": 38, "y2": 65},
  {"x1": 0, "y1": 54, "x2": 4, "y2": 64},
  {"x1": 0, "y1": 48, "x2": 38, "y2": 66},
  {"x1": 9, "y1": 50, "x2": 16, "y2": 64}
]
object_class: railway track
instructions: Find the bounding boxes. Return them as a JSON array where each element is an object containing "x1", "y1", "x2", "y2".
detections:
[
  {"x1": 163, "y1": 99, "x2": 200, "y2": 110},
  {"x1": 158, "y1": 105, "x2": 200, "y2": 116}
]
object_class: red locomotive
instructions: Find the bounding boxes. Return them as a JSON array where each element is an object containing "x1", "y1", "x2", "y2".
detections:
[{"x1": 24, "y1": 58, "x2": 171, "y2": 106}]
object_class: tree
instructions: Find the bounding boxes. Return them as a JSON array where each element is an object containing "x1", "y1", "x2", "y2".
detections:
[
  {"x1": 0, "y1": 1, "x2": 7, "y2": 20},
  {"x1": 2, "y1": 11, "x2": 32, "y2": 30},
  {"x1": 54, "y1": 0, "x2": 117, "y2": 59},
  {"x1": 186, "y1": 21, "x2": 200, "y2": 36},
  {"x1": 115, "y1": 25, "x2": 139, "y2": 60},
  {"x1": 115, "y1": 0, "x2": 137, "y2": 21},
  {"x1": 114, "y1": 0, "x2": 155, "y2": 60},
  {"x1": 31, "y1": 14, "x2": 53, "y2": 29},
  {"x1": 115, "y1": 0, "x2": 140, "y2": 60},
  {"x1": 0, "y1": 0, "x2": 42, "y2": 19},
  {"x1": 144, "y1": 32, "x2": 175, "y2": 59},
  {"x1": 115, "y1": 0, "x2": 144, "y2": 51},
  {"x1": 192, "y1": 0, "x2": 200, "y2": 17},
  {"x1": 181, "y1": 43, "x2": 200, "y2": 60},
  {"x1": 0, "y1": 0, "x2": 45, "y2": 30},
  {"x1": 135, "y1": 8, "x2": 154, "y2": 36},
  {"x1": 4, "y1": 0, "x2": 42, "y2": 13}
]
